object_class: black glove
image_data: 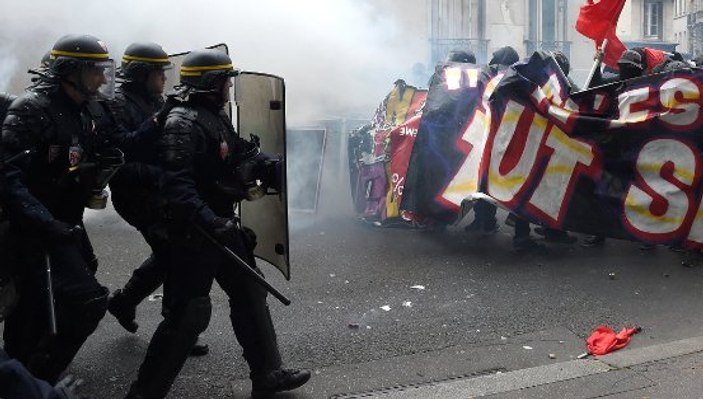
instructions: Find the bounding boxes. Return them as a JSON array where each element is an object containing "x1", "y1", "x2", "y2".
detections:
[
  {"x1": 241, "y1": 226, "x2": 258, "y2": 251},
  {"x1": 54, "y1": 374, "x2": 88, "y2": 399},
  {"x1": 135, "y1": 115, "x2": 158, "y2": 143},
  {"x1": 45, "y1": 221, "x2": 82, "y2": 244},
  {"x1": 211, "y1": 217, "x2": 236, "y2": 234},
  {"x1": 254, "y1": 152, "x2": 282, "y2": 193}
]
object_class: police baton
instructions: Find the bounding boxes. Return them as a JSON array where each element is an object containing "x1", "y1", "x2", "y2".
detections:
[
  {"x1": 193, "y1": 224, "x2": 291, "y2": 306},
  {"x1": 44, "y1": 253, "x2": 58, "y2": 336}
]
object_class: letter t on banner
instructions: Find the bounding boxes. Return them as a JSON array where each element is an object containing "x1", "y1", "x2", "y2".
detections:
[{"x1": 575, "y1": 0, "x2": 628, "y2": 69}]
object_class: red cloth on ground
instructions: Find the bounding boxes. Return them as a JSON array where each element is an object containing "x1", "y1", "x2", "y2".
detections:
[
  {"x1": 575, "y1": 0, "x2": 628, "y2": 69},
  {"x1": 586, "y1": 325, "x2": 641, "y2": 356}
]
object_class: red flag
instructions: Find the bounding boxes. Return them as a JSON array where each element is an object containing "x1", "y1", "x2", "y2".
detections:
[{"x1": 576, "y1": 0, "x2": 628, "y2": 68}]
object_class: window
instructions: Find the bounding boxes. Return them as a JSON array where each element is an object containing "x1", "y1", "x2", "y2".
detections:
[
  {"x1": 542, "y1": 0, "x2": 557, "y2": 42},
  {"x1": 644, "y1": 0, "x2": 663, "y2": 39}
]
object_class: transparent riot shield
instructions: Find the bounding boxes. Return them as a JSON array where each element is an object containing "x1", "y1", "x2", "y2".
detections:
[{"x1": 235, "y1": 72, "x2": 289, "y2": 280}]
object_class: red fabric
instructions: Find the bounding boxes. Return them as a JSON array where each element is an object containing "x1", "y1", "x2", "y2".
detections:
[
  {"x1": 643, "y1": 48, "x2": 666, "y2": 73},
  {"x1": 389, "y1": 114, "x2": 423, "y2": 209},
  {"x1": 575, "y1": 0, "x2": 628, "y2": 69},
  {"x1": 586, "y1": 325, "x2": 641, "y2": 356}
]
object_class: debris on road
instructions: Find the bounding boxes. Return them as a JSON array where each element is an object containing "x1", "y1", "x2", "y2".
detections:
[
  {"x1": 402, "y1": 301, "x2": 413, "y2": 308},
  {"x1": 548, "y1": 353, "x2": 556, "y2": 359},
  {"x1": 608, "y1": 272, "x2": 617, "y2": 280},
  {"x1": 348, "y1": 323, "x2": 360, "y2": 329},
  {"x1": 410, "y1": 285, "x2": 425, "y2": 290},
  {"x1": 523, "y1": 346, "x2": 533, "y2": 350},
  {"x1": 148, "y1": 293, "x2": 163, "y2": 301},
  {"x1": 380, "y1": 305, "x2": 391, "y2": 311}
]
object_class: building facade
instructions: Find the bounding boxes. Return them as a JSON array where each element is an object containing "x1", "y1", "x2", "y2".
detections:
[
  {"x1": 413, "y1": 0, "x2": 676, "y2": 84},
  {"x1": 675, "y1": 0, "x2": 703, "y2": 57}
]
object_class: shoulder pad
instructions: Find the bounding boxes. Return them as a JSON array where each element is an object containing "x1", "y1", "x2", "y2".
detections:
[
  {"x1": 167, "y1": 106, "x2": 198, "y2": 122},
  {"x1": 8, "y1": 91, "x2": 49, "y2": 113},
  {"x1": 163, "y1": 106, "x2": 199, "y2": 136},
  {"x1": 3, "y1": 92, "x2": 50, "y2": 129}
]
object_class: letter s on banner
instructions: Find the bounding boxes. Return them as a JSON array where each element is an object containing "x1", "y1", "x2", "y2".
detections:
[
  {"x1": 659, "y1": 77, "x2": 701, "y2": 129},
  {"x1": 624, "y1": 139, "x2": 699, "y2": 238}
]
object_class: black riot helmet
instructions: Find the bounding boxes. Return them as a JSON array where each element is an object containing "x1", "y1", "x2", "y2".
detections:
[
  {"x1": 49, "y1": 34, "x2": 115, "y2": 99},
  {"x1": 445, "y1": 49, "x2": 476, "y2": 64},
  {"x1": 120, "y1": 42, "x2": 171, "y2": 83},
  {"x1": 489, "y1": 46, "x2": 519, "y2": 67},
  {"x1": 179, "y1": 48, "x2": 238, "y2": 93}
]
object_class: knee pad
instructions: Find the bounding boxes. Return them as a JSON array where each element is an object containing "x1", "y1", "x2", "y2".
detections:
[
  {"x1": 63, "y1": 288, "x2": 108, "y2": 337},
  {"x1": 180, "y1": 296, "x2": 211, "y2": 335}
]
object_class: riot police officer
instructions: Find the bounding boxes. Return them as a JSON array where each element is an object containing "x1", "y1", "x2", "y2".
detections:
[
  {"x1": 106, "y1": 41, "x2": 209, "y2": 355},
  {"x1": 125, "y1": 48, "x2": 310, "y2": 398},
  {"x1": 0, "y1": 34, "x2": 116, "y2": 384}
]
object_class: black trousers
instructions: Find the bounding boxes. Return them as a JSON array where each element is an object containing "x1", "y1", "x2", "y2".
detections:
[
  {"x1": 118, "y1": 228, "x2": 169, "y2": 307},
  {"x1": 474, "y1": 200, "x2": 497, "y2": 228},
  {"x1": 3, "y1": 230, "x2": 108, "y2": 384},
  {"x1": 128, "y1": 228, "x2": 281, "y2": 398}
]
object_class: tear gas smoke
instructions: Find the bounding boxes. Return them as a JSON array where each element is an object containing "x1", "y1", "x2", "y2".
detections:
[
  {"x1": 0, "y1": 44, "x2": 18, "y2": 92},
  {"x1": 0, "y1": 0, "x2": 427, "y2": 123}
]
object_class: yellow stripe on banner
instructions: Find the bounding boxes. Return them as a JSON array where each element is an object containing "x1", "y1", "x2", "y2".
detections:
[
  {"x1": 544, "y1": 165, "x2": 580, "y2": 176},
  {"x1": 624, "y1": 196, "x2": 684, "y2": 225},
  {"x1": 637, "y1": 163, "x2": 696, "y2": 183},
  {"x1": 122, "y1": 54, "x2": 170, "y2": 63},
  {"x1": 551, "y1": 128, "x2": 592, "y2": 159},
  {"x1": 488, "y1": 170, "x2": 527, "y2": 190},
  {"x1": 385, "y1": 164, "x2": 399, "y2": 219},
  {"x1": 51, "y1": 50, "x2": 109, "y2": 59},
  {"x1": 443, "y1": 180, "x2": 478, "y2": 195},
  {"x1": 180, "y1": 64, "x2": 234, "y2": 72}
]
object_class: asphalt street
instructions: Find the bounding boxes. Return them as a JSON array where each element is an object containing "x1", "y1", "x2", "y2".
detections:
[{"x1": 5, "y1": 189, "x2": 703, "y2": 398}]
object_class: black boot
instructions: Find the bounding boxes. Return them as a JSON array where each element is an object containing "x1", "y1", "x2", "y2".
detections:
[
  {"x1": 109, "y1": 255, "x2": 165, "y2": 333},
  {"x1": 108, "y1": 289, "x2": 139, "y2": 333},
  {"x1": 251, "y1": 368, "x2": 311, "y2": 398},
  {"x1": 189, "y1": 335, "x2": 209, "y2": 357},
  {"x1": 127, "y1": 297, "x2": 211, "y2": 399}
]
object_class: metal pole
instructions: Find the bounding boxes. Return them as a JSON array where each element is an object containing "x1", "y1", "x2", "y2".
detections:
[
  {"x1": 45, "y1": 253, "x2": 57, "y2": 336},
  {"x1": 194, "y1": 224, "x2": 291, "y2": 306},
  {"x1": 583, "y1": 39, "x2": 609, "y2": 90}
]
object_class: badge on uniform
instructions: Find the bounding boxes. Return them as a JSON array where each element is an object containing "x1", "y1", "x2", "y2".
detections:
[
  {"x1": 220, "y1": 140, "x2": 229, "y2": 160},
  {"x1": 68, "y1": 145, "x2": 83, "y2": 167}
]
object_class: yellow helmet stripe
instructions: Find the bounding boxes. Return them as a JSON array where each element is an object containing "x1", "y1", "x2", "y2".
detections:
[
  {"x1": 180, "y1": 71, "x2": 203, "y2": 77},
  {"x1": 180, "y1": 63, "x2": 234, "y2": 72},
  {"x1": 122, "y1": 54, "x2": 170, "y2": 63},
  {"x1": 51, "y1": 49, "x2": 110, "y2": 59}
]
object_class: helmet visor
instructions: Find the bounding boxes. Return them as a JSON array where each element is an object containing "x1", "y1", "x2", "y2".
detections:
[{"x1": 84, "y1": 59, "x2": 116, "y2": 100}]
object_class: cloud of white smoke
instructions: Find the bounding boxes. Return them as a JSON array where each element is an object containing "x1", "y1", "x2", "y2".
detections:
[{"x1": 0, "y1": 0, "x2": 427, "y2": 123}]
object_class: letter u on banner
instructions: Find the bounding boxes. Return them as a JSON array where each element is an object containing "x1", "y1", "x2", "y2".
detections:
[{"x1": 487, "y1": 100, "x2": 547, "y2": 203}]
